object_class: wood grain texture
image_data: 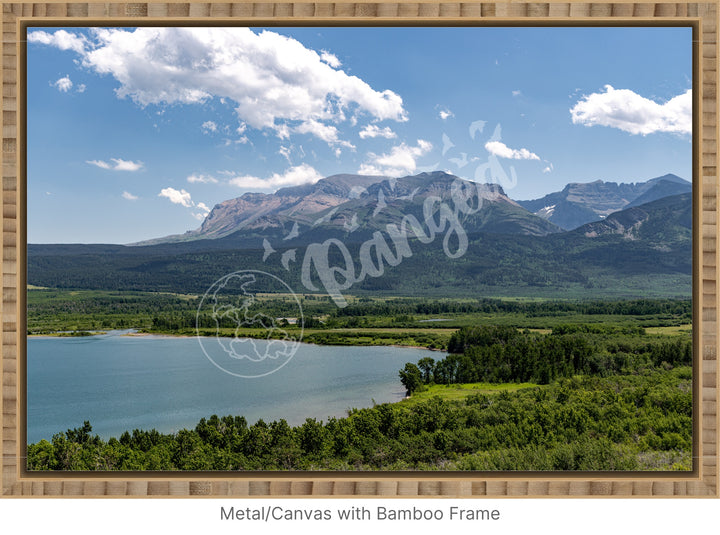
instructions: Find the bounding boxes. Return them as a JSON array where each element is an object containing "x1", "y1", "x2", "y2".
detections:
[{"x1": 1, "y1": 1, "x2": 718, "y2": 497}]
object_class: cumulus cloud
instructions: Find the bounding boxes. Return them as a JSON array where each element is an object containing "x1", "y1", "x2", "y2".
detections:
[
  {"x1": 570, "y1": 85, "x2": 691, "y2": 135},
  {"x1": 30, "y1": 28, "x2": 407, "y2": 145},
  {"x1": 359, "y1": 124, "x2": 397, "y2": 139},
  {"x1": 192, "y1": 201, "x2": 212, "y2": 221},
  {"x1": 113, "y1": 159, "x2": 144, "y2": 171},
  {"x1": 201, "y1": 120, "x2": 218, "y2": 133},
  {"x1": 358, "y1": 139, "x2": 433, "y2": 177},
  {"x1": 320, "y1": 50, "x2": 341, "y2": 68},
  {"x1": 121, "y1": 191, "x2": 138, "y2": 200},
  {"x1": 542, "y1": 163, "x2": 554, "y2": 174},
  {"x1": 227, "y1": 163, "x2": 322, "y2": 190},
  {"x1": 53, "y1": 75, "x2": 73, "y2": 92},
  {"x1": 226, "y1": 136, "x2": 249, "y2": 145},
  {"x1": 87, "y1": 158, "x2": 144, "y2": 171},
  {"x1": 187, "y1": 173, "x2": 218, "y2": 184},
  {"x1": 159, "y1": 187, "x2": 193, "y2": 207},
  {"x1": 293, "y1": 119, "x2": 355, "y2": 149},
  {"x1": 484, "y1": 141, "x2": 540, "y2": 160},
  {"x1": 159, "y1": 187, "x2": 210, "y2": 221},
  {"x1": 28, "y1": 29, "x2": 87, "y2": 54},
  {"x1": 438, "y1": 108, "x2": 454, "y2": 120}
]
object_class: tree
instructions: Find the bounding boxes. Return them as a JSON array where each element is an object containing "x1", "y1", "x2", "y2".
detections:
[
  {"x1": 417, "y1": 357, "x2": 435, "y2": 383},
  {"x1": 399, "y1": 363, "x2": 423, "y2": 396}
]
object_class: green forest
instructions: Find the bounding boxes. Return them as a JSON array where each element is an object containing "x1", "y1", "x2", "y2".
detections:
[{"x1": 27, "y1": 368, "x2": 690, "y2": 471}]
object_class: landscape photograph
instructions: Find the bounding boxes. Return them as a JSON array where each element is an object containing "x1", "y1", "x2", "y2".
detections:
[{"x1": 25, "y1": 25, "x2": 693, "y2": 471}]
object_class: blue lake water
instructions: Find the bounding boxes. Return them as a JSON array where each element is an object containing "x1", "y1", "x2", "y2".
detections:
[{"x1": 27, "y1": 332, "x2": 441, "y2": 443}]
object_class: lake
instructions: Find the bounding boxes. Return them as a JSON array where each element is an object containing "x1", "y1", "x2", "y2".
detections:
[{"x1": 27, "y1": 332, "x2": 441, "y2": 443}]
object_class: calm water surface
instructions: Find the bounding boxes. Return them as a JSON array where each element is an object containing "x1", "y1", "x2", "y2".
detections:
[{"x1": 27, "y1": 332, "x2": 441, "y2": 443}]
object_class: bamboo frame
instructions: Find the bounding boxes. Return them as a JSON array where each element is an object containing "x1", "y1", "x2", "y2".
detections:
[{"x1": 1, "y1": 1, "x2": 717, "y2": 497}]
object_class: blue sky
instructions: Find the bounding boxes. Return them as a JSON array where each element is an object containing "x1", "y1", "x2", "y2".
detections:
[{"x1": 27, "y1": 26, "x2": 691, "y2": 244}]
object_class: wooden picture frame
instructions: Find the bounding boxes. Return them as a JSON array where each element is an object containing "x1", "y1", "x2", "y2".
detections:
[{"x1": 1, "y1": 1, "x2": 717, "y2": 497}]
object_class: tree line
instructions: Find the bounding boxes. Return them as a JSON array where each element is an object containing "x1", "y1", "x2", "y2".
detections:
[
  {"x1": 399, "y1": 325, "x2": 692, "y2": 394},
  {"x1": 333, "y1": 297, "x2": 690, "y2": 318},
  {"x1": 27, "y1": 367, "x2": 691, "y2": 471}
]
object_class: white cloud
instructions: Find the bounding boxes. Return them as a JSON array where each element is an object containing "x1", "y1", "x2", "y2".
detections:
[
  {"x1": 159, "y1": 186, "x2": 210, "y2": 221},
  {"x1": 359, "y1": 139, "x2": 433, "y2": 177},
  {"x1": 201, "y1": 120, "x2": 218, "y2": 133},
  {"x1": 570, "y1": 85, "x2": 691, "y2": 135},
  {"x1": 53, "y1": 75, "x2": 73, "y2": 92},
  {"x1": 28, "y1": 29, "x2": 87, "y2": 54},
  {"x1": 159, "y1": 187, "x2": 193, "y2": 208},
  {"x1": 275, "y1": 123, "x2": 291, "y2": 140},
  {"x1": 438, "y1": 108, "x2": 454, "y2": 120},
  {"x1": 187, "y1": 173, "x2": 218, "y2": 184},
  {"x1": 359, "y1": 124, "x2": 397, "y2": 139},
  {"x1": 86, "y1": 158, "x2": 144, "y2": 171},
  {"x1": 122, "y1": 191, "x2": 138, "y2": 200},
  {"x1": 542, "y1": 163, "x2": 554, "y2": 174},
  {"x1": 76, "y1": 83, "x2": 86, "y2": 93},
  {"x1": 484, "y1": 141, "x2": 540, "y2": 160},
  {"x1": 228, "y1": 163, "x2": 322, "y2": 190},
  {"x1": 112, "y1": 158, "x2": 144, "y2": 171},
  {"x1": 38, "y1": 28, "x2": 407, "y2": 144},
  {"x1": 86, "y1": 159, "x2": 111, "y2": 170},
  {"x1": 320, "y1": 50, "x2": 341, "y2": 68},
  {"x1": 192, "y1": 201, "x2": 212, "y2": 221},
  {"x1": 278, "y1": 146, "x2": 292, "y2": 163},
  {"x1": 293, "y1": 119, "x2": 355, "y2": 149},
  {"x1": 512, "y1": 90, "x2": 522, "y2": 97},
  {"x1": 230, "y1": 136, "x2": 249, "y2": 145}
]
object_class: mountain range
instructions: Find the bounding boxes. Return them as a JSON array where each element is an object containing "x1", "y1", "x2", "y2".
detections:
[
  {"x1": 137, "y1": 171, "x2": 689, "y2": 247},
  {"x1": 28, "y1": 171, "x2": 692, "y2": 299},
  {"x1": 516, "y1": 173, "x2": 690, "y2": 230},
  {"x1": 136, "y1": 171, "x2": 563, "y2": 248}
]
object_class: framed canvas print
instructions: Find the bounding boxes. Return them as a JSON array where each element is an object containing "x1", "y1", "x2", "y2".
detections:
[{"x1": 1, "y1": 1, "x2": 717, "y2": 498}]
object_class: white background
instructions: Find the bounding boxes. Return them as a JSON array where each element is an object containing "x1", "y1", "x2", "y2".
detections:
[{"x1": 1, "y1": 498, "x2": 718, "y2": 534}]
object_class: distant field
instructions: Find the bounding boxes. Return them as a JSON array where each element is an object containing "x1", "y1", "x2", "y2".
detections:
[
  {"x1": 27, "y1": 287, "x2": 692, "y2": 352},
  {"x1": 645, "y1": 324, "x2": 693, "y2": 335},
  {"x1": 400, "y1": 381, "x2": 538, "y2": 406}
]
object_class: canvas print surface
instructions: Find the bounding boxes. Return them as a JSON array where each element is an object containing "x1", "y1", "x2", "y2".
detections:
[{"x1": 25, "y1": 26, "x2": 692, "y2": 471}]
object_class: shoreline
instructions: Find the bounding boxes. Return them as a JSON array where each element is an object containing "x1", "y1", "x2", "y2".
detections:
[{"x1": 29, "y1": 329, "x2": 447, "y2": 352}]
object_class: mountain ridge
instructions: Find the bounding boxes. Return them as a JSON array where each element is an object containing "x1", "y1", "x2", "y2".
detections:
[
  {"x1": 28, "y1": 188, "x2": 691, "y2": 299},
  {"x1": 516, "y1": 173, "x2": 690, "y2": 230},
  {"x1": 134, "y1": 173, "x2": 390, "y2": 246},
  {"x1": 134, "y1": 171, "x2": 563, "y2": 248}
]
